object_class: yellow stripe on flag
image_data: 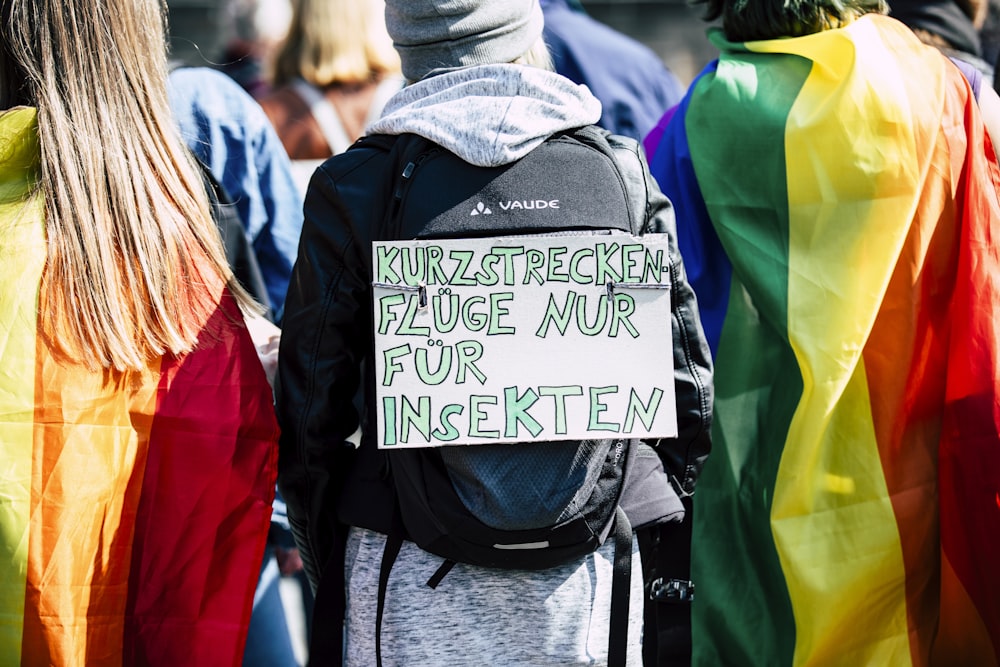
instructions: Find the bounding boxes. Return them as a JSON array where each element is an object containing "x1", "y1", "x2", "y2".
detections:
[
  {"x1": 747, "y1": 18, "x2": 944, "y2": 665},
  {"x1": 0, "y1": 138, "x2": 45, "y2": 663}
]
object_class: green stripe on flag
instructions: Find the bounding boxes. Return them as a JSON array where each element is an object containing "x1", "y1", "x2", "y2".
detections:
[{"x1": 687, "y1": 51, "x2": 812, "y2": 667}]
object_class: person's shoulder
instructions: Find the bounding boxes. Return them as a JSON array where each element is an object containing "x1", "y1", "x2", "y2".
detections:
[
  {"x1": 169, "y1": 66, "x2": 272, "y2": 129},
  {"x1": 540, "y1": 4, "x2": 684, "y2": 125},
  {"x1": 542, "y1": 3, "x2": 667, "y2": 68},
  {"x1": 169, "y1": 66, "x2": 251, "y2": 101},
  {"x1": 572, "y1": 125, "x2": 643, "y2": 159},
  {"x1": 313, "y1": 135, "x2": 395, "y2": 184}
]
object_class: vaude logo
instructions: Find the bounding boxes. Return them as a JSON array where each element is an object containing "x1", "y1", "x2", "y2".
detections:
[
  {"x1": 471, "y1": 200, "x2": 560, "y2": 215},
  {"x1": 500, "y1": 200, "x2": 560, "y2": 211}
]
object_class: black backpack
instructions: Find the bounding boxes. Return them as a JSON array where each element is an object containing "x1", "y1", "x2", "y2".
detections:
[
  {"x1": 194, "y1": 158, "x2": 273, "y2": 321},
  {"x1": 355, "y1": 127, "x2": 670, "y2": 667}
]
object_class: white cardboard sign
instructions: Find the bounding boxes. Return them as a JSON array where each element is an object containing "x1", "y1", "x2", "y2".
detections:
[{"x1": 372, "y1": 234, "x2": 677, "y2": 448}]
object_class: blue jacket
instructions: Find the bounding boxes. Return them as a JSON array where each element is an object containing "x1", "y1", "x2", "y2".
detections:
[
  {"x1": 541, "y1": 0, "x2": 685, "y2": 142},
  {"x1": 168, "y1": 67, "x2": 304, "y2": 316}
]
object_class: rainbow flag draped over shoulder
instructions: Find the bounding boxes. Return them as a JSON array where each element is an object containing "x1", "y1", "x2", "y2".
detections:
[
  {"x1": 646, "y1": 15, "x2": 1000, "y2": 666},
  {"x1": 0, "y1": 107, "x2": 280, "y2": 666}
]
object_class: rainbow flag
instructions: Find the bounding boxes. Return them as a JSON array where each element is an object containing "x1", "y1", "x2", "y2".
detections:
[
  {"x1": 646, "y1": 15, "x2": 1000, "y2": 666},
  {"x1": 0, "y1": 107, "x2": 280, "y2": 666}
]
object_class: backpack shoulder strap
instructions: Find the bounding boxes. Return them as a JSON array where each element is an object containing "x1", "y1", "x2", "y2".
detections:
[
  {"x1": 354, "y1": 133, "x2": 398, "y2": 154},
  {"x1": 356, "y1": 133, "x2": 438, "y2": 241},
  {"x1": 291, "y1": 78, "x2": 353, "y2": 155},
  {"x1": 571, "y1": 126, "x2": 651, "y2": 237},
  {"x1": 193, "y1": 154, "x2": 273, "y2": 319}
]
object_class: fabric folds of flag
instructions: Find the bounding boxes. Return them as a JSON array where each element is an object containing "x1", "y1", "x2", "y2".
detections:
[
  {"x1": 647, "y1": 15, "x2": 1000, "y2": 666},
  {"x1": 0, "y1": 107, "x2": 280, "y2": 666}
]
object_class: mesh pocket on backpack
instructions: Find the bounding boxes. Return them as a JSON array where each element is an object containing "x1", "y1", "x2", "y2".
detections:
[{"x1": 441, "y1": 439, "x2": 612, "y2": 531}]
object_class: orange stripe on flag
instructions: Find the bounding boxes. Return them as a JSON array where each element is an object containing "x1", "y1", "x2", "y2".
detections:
[{"x1": 21, "y1": 352, "x2": 159, "y2": 666}]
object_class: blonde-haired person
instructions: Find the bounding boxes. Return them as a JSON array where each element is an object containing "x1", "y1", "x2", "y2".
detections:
[
  {"x1": 0, "y1": 0, "x2": 278, "y2": 664},
  {"x1": 257, "y1": 0, "x2": 404, "y2": 195}
]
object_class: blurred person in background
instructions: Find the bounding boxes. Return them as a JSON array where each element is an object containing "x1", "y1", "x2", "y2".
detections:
[
  {"x1": 168, "y1": 65, "x2": 303, "y2": 321},
  {"x1": 0, "y1": 0, "x2": 279, "y2": 664},
  {"x1": 257, "y1": 0, "x2": 403, "y2": 196},
  {"x1": 218, "y1": 0, "x2": 294, "y2": 98},
  {"x1": 540, "y1": 0, "x2": 685, "y2": 143},
  {"x1": 891, "y1": 0, "x2": 994, "y2": 83},
  {"x1": 890, "y1": 0, "x2": 1000, "y2": 144}
]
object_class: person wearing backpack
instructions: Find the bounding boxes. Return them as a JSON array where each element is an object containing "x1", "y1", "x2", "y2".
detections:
[{"x1": 275, "y1": 1, "x2": 713, "y2": 665}]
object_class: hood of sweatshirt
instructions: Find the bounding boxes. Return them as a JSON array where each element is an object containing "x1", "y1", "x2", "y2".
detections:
[{"x1": 365, "y1": 64, "x2": 602, "y2": 168}]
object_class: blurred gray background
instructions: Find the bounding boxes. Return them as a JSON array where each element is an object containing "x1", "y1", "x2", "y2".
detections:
[{"x1": 166, "y1": 0, "x2": 720, "y2": 87}]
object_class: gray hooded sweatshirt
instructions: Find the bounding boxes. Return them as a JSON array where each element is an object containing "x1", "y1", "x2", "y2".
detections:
[
  {"x1": 367, "y1": 63, "x2": 602, "y2": 167},
  {"x1": 344, "y1": 65, "x2": 644, "y2": 667}
]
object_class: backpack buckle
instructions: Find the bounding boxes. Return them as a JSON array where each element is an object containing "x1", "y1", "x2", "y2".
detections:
[{"x1": 648, "y1": 577, "x2": 695, "y2": 603}]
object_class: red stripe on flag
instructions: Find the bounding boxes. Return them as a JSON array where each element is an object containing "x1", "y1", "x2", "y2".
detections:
[
  {"x1": 123, "y1": 293, "x2": 278, "y2": 666},
  {"x1": 935, "y1": 85, "x2": 1000, "y2": 662}
]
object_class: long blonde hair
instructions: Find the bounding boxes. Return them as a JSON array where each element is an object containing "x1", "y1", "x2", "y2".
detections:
[
  {"x1": 0, "y1": 0, "x2": 254, "y2": 371},
  {"x1": 271, "y1": 0, "x2": 400, "y2": 87}
]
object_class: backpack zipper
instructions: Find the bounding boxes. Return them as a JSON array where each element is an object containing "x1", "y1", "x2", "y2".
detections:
[{"x1": 389, "y1": 148, "x2": 438, "y2": 239}]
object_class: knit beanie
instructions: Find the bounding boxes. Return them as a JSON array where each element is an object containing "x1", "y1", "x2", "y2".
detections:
[{"x1": 385, "y1": 0, "x2": 545, "y2": 81}]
